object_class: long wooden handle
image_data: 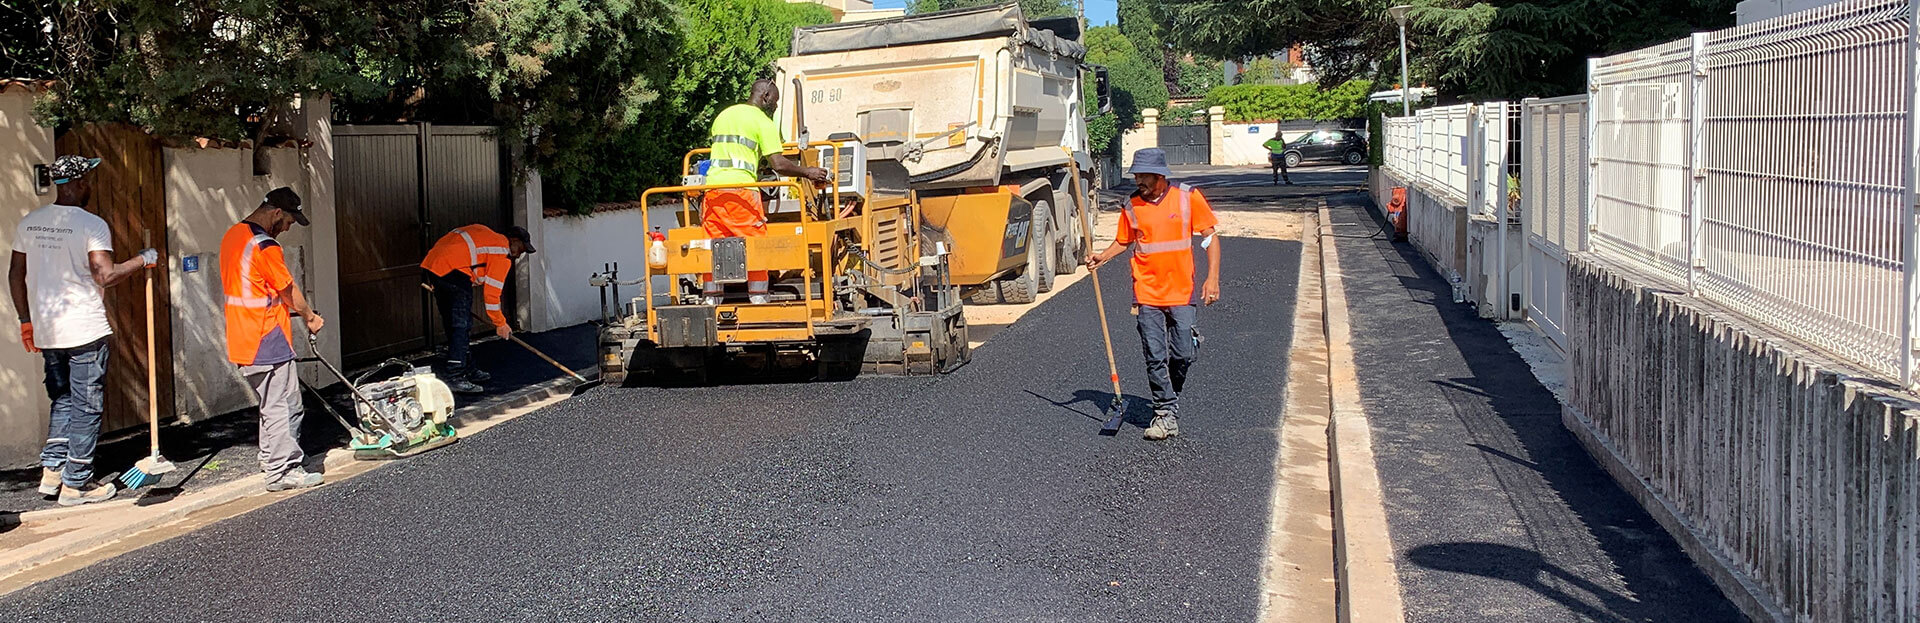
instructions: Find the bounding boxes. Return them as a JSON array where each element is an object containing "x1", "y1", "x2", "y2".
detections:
[
  {"x1": 144, "y1": 230, "x2": 159, "y2": 453},
  {"x1": 420, "y1": 282, "x2": 588, "y2": 383},
  {"x1": 507, "y1": 333, "x2": 588, "y2": 383},
  {"x1": 1065, "y1": 172, "x2": 1123, "y2": 395}
]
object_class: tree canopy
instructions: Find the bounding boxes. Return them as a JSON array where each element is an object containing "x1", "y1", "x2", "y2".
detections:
[
  {"x1": 543, "y1": 0, "x2": 832, "y2": 211},
  {"x1": 1165, "y1": 0, "x2": 1738, "y2": 101},
  {"x1": 17, "y1": 0, "x2": 680, "y2": 174}
]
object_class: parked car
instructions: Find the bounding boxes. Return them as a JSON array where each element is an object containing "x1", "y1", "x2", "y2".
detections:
[{"x1": 1281, "y1": 129, "x2": 1369, "y2": 167}]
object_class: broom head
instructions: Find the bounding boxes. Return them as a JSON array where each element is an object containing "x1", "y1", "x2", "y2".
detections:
[{"x1": 120, "y1": 454, "x2": 177, "y2": 489}]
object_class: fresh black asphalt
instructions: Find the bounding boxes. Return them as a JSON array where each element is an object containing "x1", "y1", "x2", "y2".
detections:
[
  {"x1": 1, "y1": 219, "x2": 1304, "y2": 619},
  {"x1": 1327, "y1": 194, "x2": 1746, "y2": 622}
]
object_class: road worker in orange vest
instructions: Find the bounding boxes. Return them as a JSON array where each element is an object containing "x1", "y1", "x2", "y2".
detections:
[
  {"x1": 701, "y1": 78, "x2": 831, "y2": 304},
  {"x1": 221, "y1": 187, "x2": 326, "y2": 491},
  {"x1": 1084, "y1": 148, "x2": 1222, "y2": 441},
  {"x1": 420, "y1": 224, "x2": 535, "y2": 394}
]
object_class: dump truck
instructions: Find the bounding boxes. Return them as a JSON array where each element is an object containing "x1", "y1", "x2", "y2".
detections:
[{"x1": 775, "y1": 4, "x2": 1099, "y2": 305}]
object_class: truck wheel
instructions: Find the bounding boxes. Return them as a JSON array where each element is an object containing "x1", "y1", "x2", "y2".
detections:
[
  {"x1": 1055, "y1": 197, "x2": 1083, "y2": 276},
  {"x1": 1028, "y1": 203, "x2": 1057, "y2": 294}
]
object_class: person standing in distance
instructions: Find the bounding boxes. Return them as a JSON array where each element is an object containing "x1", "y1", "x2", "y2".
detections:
[
  {"x1": 1085, "y1": 148, "x2": 1222, "y2": 441},
  {"x1": 9, "y1": 155, "x2": 158, "y2": 505}
]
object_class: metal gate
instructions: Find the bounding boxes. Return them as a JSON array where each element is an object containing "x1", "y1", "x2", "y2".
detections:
[
  {"x1": 1157, "y1": 125, "x2": 1210, "y2": 165},
  {"x1": 1519, "y1": 96, "x2": 1587, "y2": 351},
  {"x1": 333, "y1": 124, "x2": 510, "y2": 367}
]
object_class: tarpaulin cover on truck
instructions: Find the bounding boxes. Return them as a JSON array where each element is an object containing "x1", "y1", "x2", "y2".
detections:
[{"x1": 789, "y1": 3, "x2": 1087, "y2": 60}]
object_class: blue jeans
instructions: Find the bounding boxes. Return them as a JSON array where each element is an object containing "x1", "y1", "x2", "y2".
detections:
[
  {"x1": 41, "y1": 336, "x2": 110, "y2": 487},
  {"x1": 1136, "y1": 305, "x2": 1199, "y2": 415},
  {"x1": 426, "y1": 269, "x2": 473, "y2": 368}
]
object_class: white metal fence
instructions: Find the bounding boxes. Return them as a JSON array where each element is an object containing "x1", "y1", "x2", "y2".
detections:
[
  {"x1": 1381, "y1": 0, "x2": 1919, "y2": 384},
  {"x1": 1694, "y1": 0, "x2": 1914, "y2": 379},
  {"x1": 1520, "y1": 96, "x2": 1589, "y2": 351}
]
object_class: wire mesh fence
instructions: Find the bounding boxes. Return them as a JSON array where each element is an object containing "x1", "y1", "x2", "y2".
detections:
[
  {"x1": 1588, "y1": 38, "x2": 1697, "y2": 287},
  {"x1": 1694, "y1": 0, "x2": 1913, "y2": 377}
]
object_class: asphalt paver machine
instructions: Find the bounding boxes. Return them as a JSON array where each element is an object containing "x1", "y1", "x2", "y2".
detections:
[{"x1": 594, "y1": 136, "x2": 971, "y2": 383}]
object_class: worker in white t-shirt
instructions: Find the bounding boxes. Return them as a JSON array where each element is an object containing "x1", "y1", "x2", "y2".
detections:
[{"x1": 7, "y1": 155, "x2": 157, "y2": 507}]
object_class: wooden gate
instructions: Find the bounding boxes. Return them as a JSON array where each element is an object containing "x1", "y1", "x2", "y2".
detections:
[
  {"x1": 333, "y1": 124, "x2": 510, "y2": 367},
  {"x1": 55, "y1": 123, "x2": 173, "y2": 431},
  {"x1": 1157, "y1": 124, "x2": 1211, "y2": 165}
]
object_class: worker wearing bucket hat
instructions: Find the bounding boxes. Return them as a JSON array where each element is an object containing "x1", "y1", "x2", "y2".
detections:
[{"x1": 1084, "y1": 148, "x2": 1222, "y2": 441}]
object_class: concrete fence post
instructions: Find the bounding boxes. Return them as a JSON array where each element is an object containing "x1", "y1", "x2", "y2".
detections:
[{"x1": 1208, "y1": 106, "x2": 1228, "y2": 166}]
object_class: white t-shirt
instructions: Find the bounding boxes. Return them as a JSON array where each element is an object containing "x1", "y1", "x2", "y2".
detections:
[{"x1": 12, "y1": 204, "x2": 114, "y2": 349}]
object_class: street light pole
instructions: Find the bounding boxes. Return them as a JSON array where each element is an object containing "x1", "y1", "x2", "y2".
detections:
[{"x1": 1390, "y1": 5, "x2": 1414, "y2": 116}]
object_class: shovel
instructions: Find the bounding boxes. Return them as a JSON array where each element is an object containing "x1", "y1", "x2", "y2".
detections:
[{"x1": 421, "y1": 283, "x2": 601, "y2": 396}]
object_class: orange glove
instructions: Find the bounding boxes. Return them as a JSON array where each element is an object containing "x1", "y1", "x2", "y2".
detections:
[{"x1": 20, "y1": 322, "x2": 37, "y2": 353}]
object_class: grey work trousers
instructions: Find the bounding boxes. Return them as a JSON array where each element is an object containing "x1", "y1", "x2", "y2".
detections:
[
  {"x1": 241, "y1": 361, "x2": 305, "y2": 482},
  {"x1": 1135, "y1": 304, "x2": 1200, "y2": 415}
]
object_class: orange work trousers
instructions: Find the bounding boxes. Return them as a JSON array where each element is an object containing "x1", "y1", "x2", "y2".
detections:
[{"x1": 701, "y1": 188, "x2": 768, "y2": 292}]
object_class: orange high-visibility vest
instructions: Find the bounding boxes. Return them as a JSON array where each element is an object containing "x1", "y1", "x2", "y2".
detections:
[
  {"x1": 421, "y1": 224, "x2": 513, "y2": 326},
  {"x1": 221, "y1": 222, "x2": 297, "y2": 365},
  {"x1": 1116, "y1": 184, "x2": 1219, "y2": 307}
]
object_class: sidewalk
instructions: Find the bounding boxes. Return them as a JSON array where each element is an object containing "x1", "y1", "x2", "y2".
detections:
[
  {"x1": 1323, "y1": 197, "x2": 1747, "y2": 621},
  {"x1": 0, "y1": 322, "x2": 598, "y2": 518}
]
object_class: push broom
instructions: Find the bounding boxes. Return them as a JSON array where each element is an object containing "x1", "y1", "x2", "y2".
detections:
[
  {"x1": 1065, "y1": 173, "x2": 1128, "y2": 435},
  {"x1": 122, "y1": 232, "x2": 175, "y2": 488}
]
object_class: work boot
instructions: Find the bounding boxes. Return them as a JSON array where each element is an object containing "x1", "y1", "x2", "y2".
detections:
[
  {"x1": 266, "y1": 468, "x2": 324, "y2": 492},
  {"x1": 444, "y1": 375, "x2": 485, "y2": 395},
  {"x1": 38, "y1": 468, "x2": 61, "y2": 496},
  {"x1": 463, "y1": 366, "x2": 493, "y2": 383},
  {"x1": 1143, "y1": 414, "x2": 1180, "y2": 441},
  {"x1": 57, "y1": 482, "x2": 117, "y2": 507}
]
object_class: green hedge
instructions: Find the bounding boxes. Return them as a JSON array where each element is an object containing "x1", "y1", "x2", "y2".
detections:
[{"x1": 1204, "y1": 81, "x2": 1374, "y2": 123}]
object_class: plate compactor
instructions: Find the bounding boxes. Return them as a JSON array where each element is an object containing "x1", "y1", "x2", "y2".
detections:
[{"x1": 303, "y1": 336, "x2": 460, "y2": 460}]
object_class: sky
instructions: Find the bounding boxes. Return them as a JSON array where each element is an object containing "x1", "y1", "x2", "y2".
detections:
[{"x1": 870, "y1": 0, "x2": 1120, "y2": 26}]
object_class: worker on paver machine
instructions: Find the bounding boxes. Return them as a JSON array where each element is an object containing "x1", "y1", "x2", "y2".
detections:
[
  {"x1": 420, "y1": 224, "x2": 536, "y2": 394},
  {"x1": 700, "y1": 78, "x2": 832, "y2": 305},
  {"x1": 1085, "y1": 148, "x2": 1222, "y2": 441}
]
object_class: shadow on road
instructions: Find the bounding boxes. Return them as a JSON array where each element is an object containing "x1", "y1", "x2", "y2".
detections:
[
  {"x1": 1022, "y1": 389, "x2": 1157, "y2": 428},
  {"x1": 1407, "y1": 542, "x2": 1648, "y2": 623}
]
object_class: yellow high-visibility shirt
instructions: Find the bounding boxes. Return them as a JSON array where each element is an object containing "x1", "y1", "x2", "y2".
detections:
[{"x1": 707, "y1": 104, "x2": 784, "y2": 186}]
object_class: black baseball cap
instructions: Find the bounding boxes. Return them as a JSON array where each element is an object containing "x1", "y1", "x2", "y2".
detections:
[
  {"x1": 504, "y1": 225, "x2": 537, "y2": 254},
  {"x1": 263, "y1": 187, "x2": 308, "y2": 226}
]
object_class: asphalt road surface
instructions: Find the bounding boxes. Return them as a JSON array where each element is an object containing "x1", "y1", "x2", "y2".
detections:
[{"x1": 1, "y1": 192, "x2": 1305, "y2": 620}]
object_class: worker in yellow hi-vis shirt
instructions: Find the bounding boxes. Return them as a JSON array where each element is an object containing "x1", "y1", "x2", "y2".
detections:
[{"x1": 702, "y1": 78, "x2": 831, "y2": 305}]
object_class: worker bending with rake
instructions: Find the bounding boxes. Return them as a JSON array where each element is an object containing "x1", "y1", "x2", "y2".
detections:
[
  {"x1": 420, "y1": 224, "x2": 535, "y2": 394},
  {"x1": 1085, "y1": 148, "x2": 1222, "y2": 441},
  {"x1": 701, "y1": 78, "x2": 830, "y2": 304},
  {"x1": 222, "y1": 187, "x2": 326, "y2": 491}
]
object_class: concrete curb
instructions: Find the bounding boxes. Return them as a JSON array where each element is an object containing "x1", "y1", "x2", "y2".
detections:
[
  {"x1": 1318, "y1": 205, "x2": 1409, "y2": 623},
  {"x1": 0, "y1": 374, "x2": 586, "y2": 585}
]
